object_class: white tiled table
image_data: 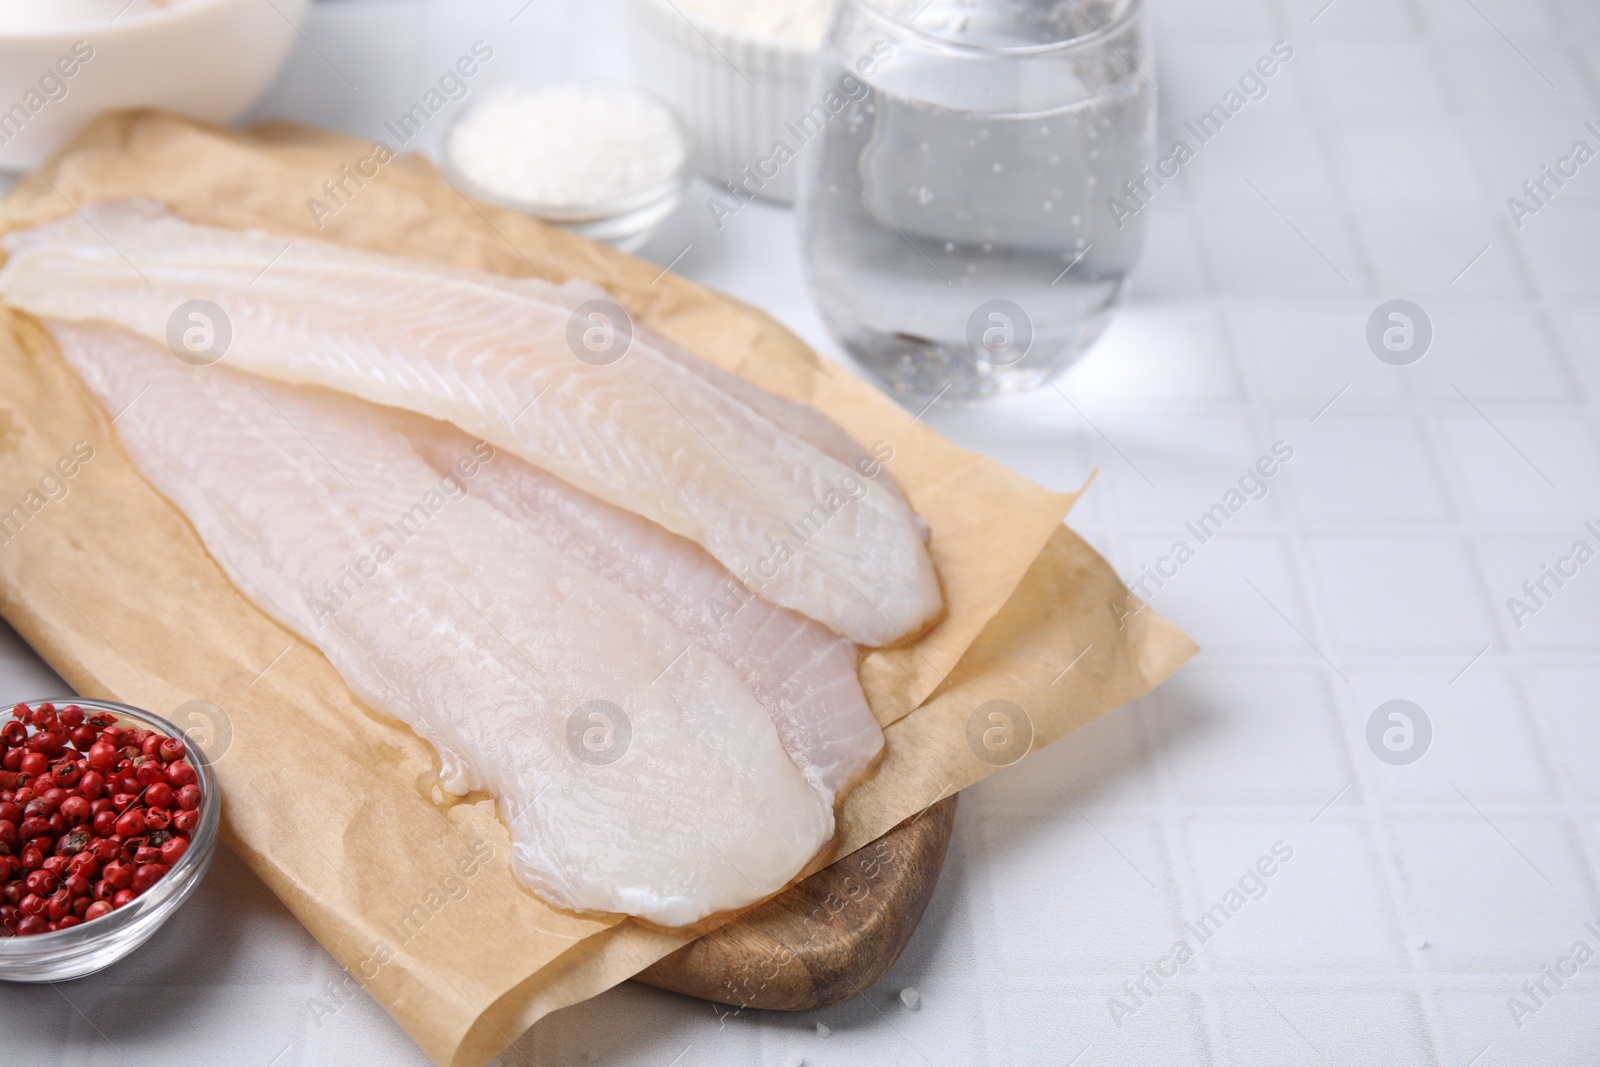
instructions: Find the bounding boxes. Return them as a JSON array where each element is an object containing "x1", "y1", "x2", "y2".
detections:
[{"x1": 4, "y1": 0, "x2": 1600, "y2": 1063}]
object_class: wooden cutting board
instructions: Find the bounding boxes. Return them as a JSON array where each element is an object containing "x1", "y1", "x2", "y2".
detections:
[{"x1": 635, "y1": 794, "x2": 957, "y2": 1010}]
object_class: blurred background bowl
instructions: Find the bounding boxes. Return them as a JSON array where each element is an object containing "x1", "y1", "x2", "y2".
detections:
[
  {"x1": 441, "y1": 81, "x2": 692, "y2": 254},
  {"x1": 0, "y1": 0, "x2": 310, "y2": 171},
  {"x1": 627, "y1": 0, "x2": 817, "y2": 204}
]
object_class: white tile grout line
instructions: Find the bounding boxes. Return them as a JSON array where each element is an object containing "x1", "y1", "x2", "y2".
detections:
[
  {"x1": 1086, "y1": 261, "x2": 1223, "y2": 1059},
  {"x1": 1134, "y1": 162, "x2": 1304, "y2": 1065},
  {"x1": 1524, "y1": 298, "x2": 1594, "y2": 414},
  {"x1": 1141, "y1": 680, "x2": 1226, "y2": 1062},
  {"x1": 965, "y1": 781, "x2": 1027, "y2": 1064}
]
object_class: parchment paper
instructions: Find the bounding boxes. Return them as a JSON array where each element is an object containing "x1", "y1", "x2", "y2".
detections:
[{"x1": 0, "y1": 112, "x2": 1196, "y2": 1067}]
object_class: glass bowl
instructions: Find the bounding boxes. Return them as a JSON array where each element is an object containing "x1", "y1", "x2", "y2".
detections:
[
  {"x1": 0, "y1": 698, "x2": 221, "y2": 982},
  {"x1": 441, "y1": 81, "x2": 691, "y2": 254}
]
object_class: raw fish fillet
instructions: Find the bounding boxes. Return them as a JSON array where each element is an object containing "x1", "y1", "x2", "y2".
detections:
[
  {"x1": 407, "y1": 421, "x2": 883, "y2": 797},
  {"x1": 0, "y1": 202, "x2": 942, "y2": 646},
  {"x1": 551, "y1": 278, "x2": 924, "y2": 522},
  {"x1": 48, "y1": 319, "x2": 833, "y2": 926}
]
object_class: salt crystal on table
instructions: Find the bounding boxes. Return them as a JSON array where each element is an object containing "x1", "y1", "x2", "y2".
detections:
[
  {"x1": 784, "y1": 1053, "x2": 805, "y2": 1067},
  {"x1": 900, "y1": 987, "x2": 921, "y2": 1011},
  {"x1": 816, "y1": 1021, "x2": 831, "y2": 1038}
]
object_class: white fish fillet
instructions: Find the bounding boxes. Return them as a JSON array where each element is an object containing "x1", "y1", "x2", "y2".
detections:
[
  {"x1": 48, "y1": 319, "x2": 833, "y2": 926},
  {"x1": 550, "y1": 277, "x2": 924, "y2": 522},
  {"x1": 0, "y1": 202, "x2": 942, "y2": 646},
  {"x1": 407, "y1": 421, "x2": 883, "y2": 797}
]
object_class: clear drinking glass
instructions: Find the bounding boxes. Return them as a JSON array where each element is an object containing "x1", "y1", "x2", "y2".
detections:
[{"x1": 796, "y1": 0, "x2": 1153, "y2": 401}]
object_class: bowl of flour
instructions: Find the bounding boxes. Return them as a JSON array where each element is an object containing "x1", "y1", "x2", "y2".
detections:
[{"x1": 627, "y1": 0, "x2": 834, "y2": 204}]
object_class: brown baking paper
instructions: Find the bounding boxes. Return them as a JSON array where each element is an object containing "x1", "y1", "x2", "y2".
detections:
[{"x1": 0, "y1": 113, "x2": 1196, "y2": 1067}]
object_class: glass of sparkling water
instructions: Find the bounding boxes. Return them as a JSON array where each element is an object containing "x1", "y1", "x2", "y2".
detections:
[{"x1": 796, "y1": 0, "x2": 1153, "y2": 401}]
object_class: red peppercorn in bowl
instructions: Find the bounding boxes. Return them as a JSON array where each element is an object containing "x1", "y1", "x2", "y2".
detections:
[{"x1": 0, "y1": 698, "x2": 220, "y2": 982}]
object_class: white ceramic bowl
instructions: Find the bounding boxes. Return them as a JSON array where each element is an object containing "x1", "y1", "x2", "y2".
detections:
[
  {"x1": 0, "y1": 0, "x2": 309, "y2": 171},
  {"x1": 626, "y1": 0, "x2": 817, "y2": 204}
]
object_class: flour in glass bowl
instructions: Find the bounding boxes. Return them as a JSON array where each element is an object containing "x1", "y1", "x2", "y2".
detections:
[{"x1": 445, "y1": 83, "x2": 688, "y2": 215}]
